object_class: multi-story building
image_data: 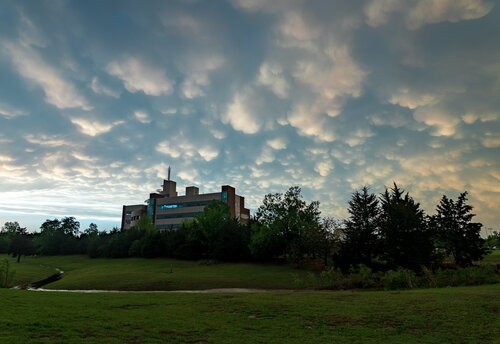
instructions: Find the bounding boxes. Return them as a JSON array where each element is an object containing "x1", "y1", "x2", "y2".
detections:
[{"x1": 121, "y1": 171, "x2": 250, "y2": 230}]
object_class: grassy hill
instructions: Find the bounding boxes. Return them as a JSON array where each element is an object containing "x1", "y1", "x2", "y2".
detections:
[
  {"x1": 1, "y1": 284, "x2": 499, "y2": 343},
  {"x1": 2, "y1": 255, "x2": 315, "y2": 290},
  {"x1": 2, "y1": 251, "x2": 499, "y2": 290}
]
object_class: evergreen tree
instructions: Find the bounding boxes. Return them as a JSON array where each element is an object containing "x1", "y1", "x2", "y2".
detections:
[
  {"x1": 339, "y1": 186, "x2": 380, "y2": 269},
  {"x1": 433, "y1": 192, "x2": 485, "y2": 266},
  {"x1": 379, "y1": 183, "x2": 434, "y2": 270}
]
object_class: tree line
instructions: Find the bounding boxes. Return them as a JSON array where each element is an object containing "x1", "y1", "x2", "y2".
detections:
[{"x1": 0, "y1": 183, "x2": 495, "y2": 272}]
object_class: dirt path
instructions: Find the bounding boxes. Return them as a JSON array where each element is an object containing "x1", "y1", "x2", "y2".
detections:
[{"x1": 24, "y1": 287, "x2": 300, "y2": 293}]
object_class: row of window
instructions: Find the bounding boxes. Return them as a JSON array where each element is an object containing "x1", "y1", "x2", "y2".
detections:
[
  {"x1": 157, "y1": 224, "x2": 181, "y2": 230},
  {"x1": 156, "y1": 212, "x2": 201, "y2": 220},
  {"x1": 156, "y1": 200, "x2": 212, "y2": 210}
]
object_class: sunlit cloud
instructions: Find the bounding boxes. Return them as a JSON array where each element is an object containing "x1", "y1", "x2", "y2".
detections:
[
  {"x1": 70, "y1": 118, "x2": 124, "y2": 136},
  {"x1": 365, "y1": 0, "x2": 494, "y2": 30},
  {"x1": 0, "y1": 102, "x2": 26, "y2": 118},
  {"x1": 90, "y1": 77, "x2": 120, "y2": 98},
  {"x1": 107, "y1": 58, "x2": 174, "y2": 96},
  {"x1": 3, "y1": 42, "x2": 92, "y2": 111},
  {"x1": 134, "y1": 110, "x2": 151, "y2": 124},
  {"x1": 0, "y1": 1, "x2": 498, "y2": 231},
  {"x1": 223, "y1": 92, "x2": 262, "y2": 134}
]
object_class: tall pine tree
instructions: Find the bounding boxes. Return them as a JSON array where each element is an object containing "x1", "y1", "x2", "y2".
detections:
[
  {"x1": 379, "y1": 183, "x2": 434, "y2": 270},
  {"x1": 433, "y1": 192, "x2": 485, "y2": 266},
  {"x1": 338, "y1": 186, "x2": 380, "y2": 269}
]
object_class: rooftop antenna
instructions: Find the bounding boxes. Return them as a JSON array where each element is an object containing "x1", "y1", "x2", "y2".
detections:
[{"x1": 168, "y1": 166, "x2": 171, "y2": 181}]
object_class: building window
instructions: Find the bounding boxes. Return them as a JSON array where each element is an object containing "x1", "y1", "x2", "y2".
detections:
[
  {"x1": 157, "y1": 204, "x2": 178, "y2": 209},
  {"x1": 156, "y1": 212, "x2": 200, "y2": 220},
  {"x1": 157, "y1": 224, "x2": 180, "y2": 230},
  {"x1": 222, "y1": 192, "x2": 228, "y2": 203},
  {"x1": 125, "y1": 211, "x2": 132, "y2": 215},
  {"x1": 157, "y1": 200, "x2": 212, "y2": 210}
]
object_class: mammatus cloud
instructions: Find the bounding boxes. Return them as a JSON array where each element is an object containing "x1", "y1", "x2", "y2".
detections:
[
  {"x1": 413, "y1": 106, "x2": 461, "y2": 136},
  {"x1": 0, "y1": 102, "x2": 26, "y2": 118},
  {"x1": 365, "y1": 0, "x2": 494, "y2": 30},
  {"x1": 257, "y1": 62, "x2": 289, "y2": 99},
  {"x1": 70, "y1": 118, "x2": 124, "y2": 136},
  {"x1": 0, "y1": 1, "x2": 499, "y2": 231},
  {"x1": 107, "y1": 58, "x2": 174, "y2": 96},
  {"x1": 156, "y1": 137, "x2": 219, "y2": 162},
  {"x1": 222, "y1": 92, "x2": 261, "y2": 134},
  {"x1": 314, "y1": 160, "x2": 334, "y2": 177},
  {"x1": 180, "y1": 55, "x2": 224, "y2": 99},
  {"x1": 3, "y1": 42, "x2": 92, "y2": 111},
  {"x1": 90, "y1": 77, "x2": 120, "y2": 98},
  {"x1": 24, "y1": 134, "x2": 77, "y2": 147},
  {"x1": 267, "y1": 137, "x2": 287, "y2": 150},
  {"x1": 389, "y1": 89, "x2": 436, "y2": 110},
  {"x1": 134, "y1": 111, "x2": 151, "y2": 124}
]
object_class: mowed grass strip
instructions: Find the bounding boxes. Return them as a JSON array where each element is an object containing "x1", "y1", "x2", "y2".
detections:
[
  {"x1": 11, "y1": 255, "x2": 313, "y2": 290},
  {"x1": 0, "y1": 284, "x2": 499, "y2": 344}
]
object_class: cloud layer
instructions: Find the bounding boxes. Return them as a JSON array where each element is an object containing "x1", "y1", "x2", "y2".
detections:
[{"x1": 0, "y1": 0, "x2": 498, "y2": 231}]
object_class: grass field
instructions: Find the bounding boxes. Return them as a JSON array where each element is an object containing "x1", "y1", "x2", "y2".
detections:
[
  {"x1": 1, "y1": 253, "x2": 499, "y2": 343},
  {"x1": 2, "y1": 251, "x2": 500, "y2": 290},
  {"x1": 481, "y1": 250, "x2": 500, "y2": 265},
  {"x1": 1, "y1": 255, "x2": 314, "y2": 290},
  {"x1": 1, "y1": 284, "x2": 499, "y2": 343}
]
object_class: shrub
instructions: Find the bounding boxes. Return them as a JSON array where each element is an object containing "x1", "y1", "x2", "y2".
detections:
[
  {"x1": 316, "y1": 266, "x2": 344, "y2": 289},
  {"x1": 0, "y1": 259, "x2": 15, "y2": 288},
  {"x1": 346, "y1": 264, "x2": 378, "y2": 289},
  {"x1": 382, "y1": 267, "x2": 418, "y2": 290}
]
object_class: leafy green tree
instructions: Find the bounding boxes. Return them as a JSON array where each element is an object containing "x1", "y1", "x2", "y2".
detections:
[
  {"x1": 379, "y1": 183, "x2": 434, "y2": 270},
  {"x1": 2, "y1": 222, "x2": 22, "y2": 234},
  {"x1": 36, "y1": 217, "x2": 81, "y2": 255},
  {"x1": 7, "y1": 225, "x2": 34, "y2": 263},
  {"x1": 249, "y1": 221, "x2": 285, "y2": 260},
  {"x1": 254, "y1": 186, "x2": 321, "y2": 261},
  {"x1": 433, "y1": 192, "x2": 486, "y2": 266},
  {"x1": 84, "y1": 223, "x2": 99, "y2": 236},
  {"x1": 338, "y1": 186, "x2": 380, "y2": 269},
  {"x1": 189, "y1": 201, "x2": 250, "y2": 261},
  {"x1": 37, "y1": 219, "x2": 63, "y2": 255},
  {"x1": 0, "y1": 222, "x2": 19, "y2": 253},
  {"x1": 484, "y1": 230, "x2": 499, "y2": 251}
]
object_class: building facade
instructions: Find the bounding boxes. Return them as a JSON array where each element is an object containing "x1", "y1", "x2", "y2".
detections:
[{"x1": 121, "y1": 175, "x2": 250, "y2": 230}]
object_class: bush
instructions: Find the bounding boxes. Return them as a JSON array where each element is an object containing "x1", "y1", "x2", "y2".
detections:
[
  {"x1": 382, "y1": 268, "x2": 418, "y2": 290},
  {"x1": 0, "y1": 259, "x2": 15, "y2": 288},
  {"x1": 434, "y1": 266, "x2": 498, "y2": 287},
  {"x1": 349, "y1": 264, "x2": 378, "y2": 288},
  {"x1": 315, "y1": 266, "x2": 344, "y2": 289}
]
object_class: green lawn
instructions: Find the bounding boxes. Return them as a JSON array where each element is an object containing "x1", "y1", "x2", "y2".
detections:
[
  {"x1": 0, "y1": 255, "x2": 57, "y2": 288},
  {"x1": 2, "y1": 255, "x2": 314, "y2": 290},
  {"x1": 481, "y1": 250, "x2": 500, "y2": 265},
  {"x1": 0, "y1": 284, "x2": 499, "y2": 343},
  {"x1": 2, "y1": 251, "x2": 500, "y2": 291}
]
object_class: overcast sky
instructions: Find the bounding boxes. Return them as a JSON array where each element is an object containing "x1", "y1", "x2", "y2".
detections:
[{"x1": 0, "y1": 0, "x2": 499, "y2": 233}]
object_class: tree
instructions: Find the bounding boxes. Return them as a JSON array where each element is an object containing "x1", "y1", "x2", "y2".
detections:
[
  {"x1": 37, "y1": 217, "x2": 81, "y2": 255},
  {"x1": 338, "y1": 186, "x2": 380, "y2": 269},
  {"x1": 379, "y1": 183, "x2": 434, "y2": 270},
  {"x1": 37, "y1": 219, "x2": 64, "y2": 255},
  {"x1": 484, "y1": 230, "x2": 499, "y2": 251},
  {"x1": 84, "y1": 223, "x2": 99, "y2": 236},
  {"x1": 2, "y1": 222, "x2": 22, "y2": 234},
  {"x1": 60, "y1": 217, "x2": 80, "y2": 236},
  {"x1": 254, "y1": 186, "x2": 321, "y2": 261},
  {"x1": 7, "y1": 224, "x2": 34, "y2": 263},
  {"x1": 433, "y1": 192, "x2": 485, "y2": 266}
]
